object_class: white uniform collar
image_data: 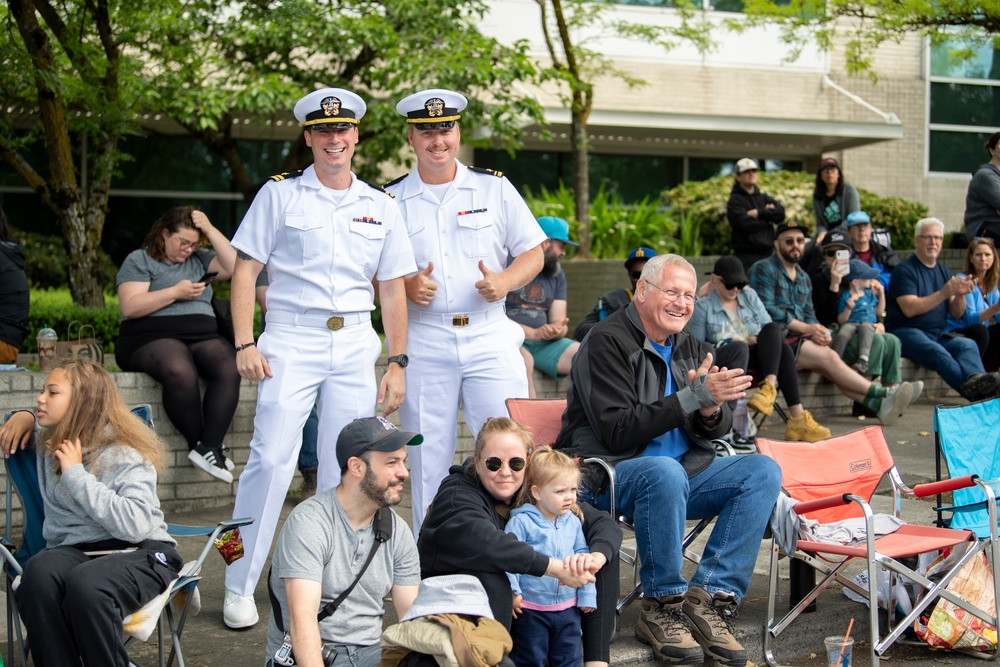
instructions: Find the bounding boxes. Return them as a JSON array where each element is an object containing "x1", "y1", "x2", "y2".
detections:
[
  {"x1": 398, "y1": 159, "x2": 472, "y2": 201},
  {"x1": 300, "y1": 165, "x2": 374, "y2": 204}
]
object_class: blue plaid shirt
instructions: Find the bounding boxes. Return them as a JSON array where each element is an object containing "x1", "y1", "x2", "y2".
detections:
[{"x1": 747, "y1": 254, "x2": 818, "y2": 328}]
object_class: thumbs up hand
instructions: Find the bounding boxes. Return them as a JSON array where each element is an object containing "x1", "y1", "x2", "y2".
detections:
[
  {"x1": 475, "y1": 260, "x2": 509, "y2": 303},
  {"x1": 404, "y1": 261, "x2": 438, "y2": 306}
]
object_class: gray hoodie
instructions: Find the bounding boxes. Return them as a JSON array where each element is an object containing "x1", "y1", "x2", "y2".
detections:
[{"x1": 38, "y1": 440, "x2": 174, "y2": 548}]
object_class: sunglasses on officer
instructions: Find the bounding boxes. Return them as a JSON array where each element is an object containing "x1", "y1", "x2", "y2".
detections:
[{"x1": 484, "y1": 456, "x2": 527, "y2": 472}]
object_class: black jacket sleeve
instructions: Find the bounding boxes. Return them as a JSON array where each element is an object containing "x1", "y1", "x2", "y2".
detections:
[
  {"x1": 580, "y1": 502, "x2": 622, "y2": 565},
  {"x1": 418, "y1": 473, "x2": 550, "y2": 579}
]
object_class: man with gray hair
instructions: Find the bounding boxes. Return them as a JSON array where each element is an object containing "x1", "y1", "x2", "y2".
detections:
[
  {"x1": 886, "y1": 217, "x2": 1000, "y2": 400},
  {"x1": 556, "y1": 254, "x2": 782, "y2": 667}
]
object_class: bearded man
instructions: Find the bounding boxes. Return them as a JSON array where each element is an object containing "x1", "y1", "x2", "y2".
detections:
[{"x1": 506, "y1": 216, "x2": 582, "y2": 397}]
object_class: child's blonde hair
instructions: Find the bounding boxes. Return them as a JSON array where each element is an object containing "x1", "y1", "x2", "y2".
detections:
[
  {"x1": 43, "y1": 360, "x2": 166, "y2": 472},
  {"x1": 515, "y1": 446, "x2": 583, "y2": 521}
]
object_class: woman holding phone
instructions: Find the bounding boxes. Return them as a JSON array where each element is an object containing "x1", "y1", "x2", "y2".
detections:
[{"x1": 116, "y1": 206, "x2": 240, "y2": 483}]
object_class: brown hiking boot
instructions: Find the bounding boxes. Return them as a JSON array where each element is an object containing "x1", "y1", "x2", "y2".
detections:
[
  {"x1": 682, "y1": 586, "x2": 748, "y2": 667},
  {"x1": 747, "y1": 379, "x2": 777, "y2": 416},
  {"x1": 636, "y1": 595, "x2": 704, "y2": 664}
]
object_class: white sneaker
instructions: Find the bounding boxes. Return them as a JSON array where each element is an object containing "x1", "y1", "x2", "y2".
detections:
[
  {"x1": 877, "y1": 382, "x2": 913, "y2": 426},
  {"x1": 223, "y1": 589, "x2": 258, "y2": 629},
  {"x1": 909, "y1": 380, "x2": 924, "y2": 403}
]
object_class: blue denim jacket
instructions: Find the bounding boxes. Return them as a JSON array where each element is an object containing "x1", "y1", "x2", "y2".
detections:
[
  {"x1": 504, "y1": 504, "x2": 597, "y2": 609},
  {"x1": 688, "y1": 286, "x2": 773, "y2": 345}
]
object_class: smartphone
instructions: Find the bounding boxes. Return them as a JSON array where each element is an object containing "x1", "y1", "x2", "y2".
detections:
[
  {"x1": 835, "y1": 250, "x2": 850, "y2": 261},
  {"x1": 198, "y1": 271, "x2": 219, "y2": 284}
]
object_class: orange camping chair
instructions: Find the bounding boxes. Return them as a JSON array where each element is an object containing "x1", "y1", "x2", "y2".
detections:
[{"x1": 756, "y1": 426, "x2": 993, "y2": 667}]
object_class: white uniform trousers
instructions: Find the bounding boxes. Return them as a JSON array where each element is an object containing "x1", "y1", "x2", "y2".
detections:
[
  {"x1": 225, "y1": 320, "x2": 381, "y2": 597},
  {"x1": 400, "y1": 311, "x2": 527, "y2": 530}
]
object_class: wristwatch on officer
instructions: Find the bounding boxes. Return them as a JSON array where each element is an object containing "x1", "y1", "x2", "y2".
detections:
[{"x1": 387, "y1": 354, "x2": 409, "y2": 368}]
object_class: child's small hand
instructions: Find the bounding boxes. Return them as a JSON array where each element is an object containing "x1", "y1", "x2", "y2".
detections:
[
  {"x1": 870, "y1": 280, "x2": 884, "y2": 297},
  {"x1": 847, "y1": 293, "x2": 859, "y2": 307},
  {"x1": 580, "y1": 607, "x2": 596, "y2": 614},
  {"x1": 512, "y1": 594, "x2": 523, "y2": 617},
  {"x1": 53, "y1": 437, "x2": 83, "y2": 472}
]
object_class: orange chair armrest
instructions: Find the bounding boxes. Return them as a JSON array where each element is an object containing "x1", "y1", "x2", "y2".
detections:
[
  {"x1": 794, "y1": 493, "x2": 852, "y2": 514},
  {"x1": 912, "y1": 474, "x2": 978, "y2": 498}
]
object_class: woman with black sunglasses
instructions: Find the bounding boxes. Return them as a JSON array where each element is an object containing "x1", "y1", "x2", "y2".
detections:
[
  {"x1": 689, "y1": 256, "x2": 831, "y2": 442},
  {"x1": 418, "y1": 417, "x2": 622, "y2": 667}
]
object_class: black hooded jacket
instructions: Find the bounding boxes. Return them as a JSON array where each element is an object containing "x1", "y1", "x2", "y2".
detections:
[{"x1": 0, "y1": 241, "x2": 29, "y2": 350}]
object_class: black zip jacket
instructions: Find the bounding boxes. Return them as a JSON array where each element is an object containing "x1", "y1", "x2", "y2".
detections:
[
  {"x1": 726, "y1": 183, "x2": 785, "y2": 261},
  {"x1": 556, "y1": 303, "x2": 732, "y2": 477},
  {"x1": 418, "y1": 461, "x2": 621, "y2": 628}
]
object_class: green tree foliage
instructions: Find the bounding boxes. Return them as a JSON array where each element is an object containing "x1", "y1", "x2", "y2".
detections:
[
  {"x1": 2, "y1": 0, "x2": 543, "y2": 307},
  {"x1": 663, "y1": 171, "x2": 928, "y2": 255},
  {"x1": 737, "y1": 0, "x2": 999, "y2": 79},
  {"x1": 149, "y1": 0, "x2": 545, "y2": 195},
  {"x1": 534, "y1": 0, "x2": 713, "y2": 258}
]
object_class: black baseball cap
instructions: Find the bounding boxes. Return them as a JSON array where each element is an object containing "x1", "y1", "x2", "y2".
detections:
[
  {"x1": 707, "y1": 256, "x2": 746, "y2": 284},
  {"x1": 775, "y1": 220, "x2": 809, "y2": 238},
  {"x1": 336, "y1": 417, "x2": 422, "y2": 469},
  {"x1": 821, "y1": 230, "x2": 851, "y2": 249}
]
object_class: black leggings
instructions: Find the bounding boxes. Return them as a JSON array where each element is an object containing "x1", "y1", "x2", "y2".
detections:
[
  {"x1": 126, "y1": 337, "x2": 240, "y2": 450},
  {"x1": 749, "y1": 322, "x2": 802, "y2": 407}
]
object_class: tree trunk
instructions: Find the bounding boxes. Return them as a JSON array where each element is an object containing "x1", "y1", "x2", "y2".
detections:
[{"x1": 62, "y1": 203, "x2": 107, "y2": 308}]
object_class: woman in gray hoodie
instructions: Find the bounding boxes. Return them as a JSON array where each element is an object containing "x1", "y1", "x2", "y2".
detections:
[
  {"x1": 1, "y1": 360, "x2": 180, "y2": 666},
  {"x1": 964, "y1": 131, "x2": 1000, "y2": 244}
]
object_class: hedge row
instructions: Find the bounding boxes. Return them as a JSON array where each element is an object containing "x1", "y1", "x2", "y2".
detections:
[{"x1": 664, "y1": 171, "x2": 930, "y2": 256}]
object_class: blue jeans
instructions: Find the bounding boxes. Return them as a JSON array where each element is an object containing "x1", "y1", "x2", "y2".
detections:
[
  {"x1": 509, "y1": 607, "x2": 583, "y2": 667},
  {"x1": 892, "y1": 326, "x2": 984, "y2": 392},
  {"x1": 587, "y1": 454, "x2": 781, "y2": 602}
]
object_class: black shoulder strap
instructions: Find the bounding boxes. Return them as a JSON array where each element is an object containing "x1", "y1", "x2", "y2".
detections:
[
  {"x1": 468, "y1": 165, "x2": 503, "y2": 177},
  {"x1": 268, "y1": 169, "x2": 304, "y2": 182},
  {"x1": 383, "y1": 173, "x2": 408, "y2": 189},
  {"x1": 358, "y1": 178, "x2": 394, "y2": 198},
  {"x1": 268, "y1": 508, "x2": 393, "y2": 632}
]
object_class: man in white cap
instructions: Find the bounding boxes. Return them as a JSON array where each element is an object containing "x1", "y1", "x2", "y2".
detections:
[
  {"x1": 385, "y1": 88, "x2": 545, "y2": 530},
  {"x1": 265, "y1": 417, "x2": 422, "y2": 667},
  {"x1": 726, "y1": 158, "x2": 786, "y2": 271},
  {"x1": 223, "y1": 88, "x2": 416, "y2": 628}
]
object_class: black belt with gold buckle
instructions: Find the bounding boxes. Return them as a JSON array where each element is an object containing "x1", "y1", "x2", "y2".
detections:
[
  {"x1": 452, "y1": 315, "x2": 470, "y2": 327},
  {"x1": 326, "y1": 316, "x2": 345, "y2": 331}
]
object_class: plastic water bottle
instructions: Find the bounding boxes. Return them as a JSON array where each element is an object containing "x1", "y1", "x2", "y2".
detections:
[{"x1": 36, "y1": 325, "x2": 58, "y2": 372}]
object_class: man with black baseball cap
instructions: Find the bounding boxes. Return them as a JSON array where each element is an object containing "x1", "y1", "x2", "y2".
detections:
[{"x1": 266, "y1": 417, "x2": 422, "y2": 667}]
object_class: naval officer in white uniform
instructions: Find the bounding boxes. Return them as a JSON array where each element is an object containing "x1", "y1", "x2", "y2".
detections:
[
  {"x1": 385, "y1": 88, "x2": 545, "y2": 530},
  {"x1": 223, "y1": 88, "x2": 416, "y2": 628}
]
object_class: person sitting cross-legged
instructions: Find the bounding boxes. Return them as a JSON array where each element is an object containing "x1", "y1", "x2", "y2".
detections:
[{"x1": 556, "y1": 254, "x2": 783, "y2": 667}]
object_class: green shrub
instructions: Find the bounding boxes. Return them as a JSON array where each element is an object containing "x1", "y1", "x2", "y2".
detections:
[
  {"x1": 523, "y1": 181, "x2": 680, "y2": 259},
  {"x1": 16, "y1": 228, "x2": 118, "y2": 290},
  {"x1": 663, "y1": 172, "x2": 929, "y2": 255}
]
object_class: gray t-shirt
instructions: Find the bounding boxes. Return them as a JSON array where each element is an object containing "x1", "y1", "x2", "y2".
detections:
[
  {"x1": 265, "y1": 489, "x2": 419, "y2": 660},
  {"x1": 505, "y1": 270, "x2": 567, "y2": 329},
  {"x1": 116, "y1": 248, "x2": 216, "y2": 320}
]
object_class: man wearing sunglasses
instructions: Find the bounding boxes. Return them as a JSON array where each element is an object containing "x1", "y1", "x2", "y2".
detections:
[
  {"x1": 574, "y1": 246, "x2": 657, "y2": 342},
  {"x1": 748, "y1": 221, "x2": 917, "y2": 424},
  {"x1": 558, "y1": 253, "x2": 782, "y2": 667}
]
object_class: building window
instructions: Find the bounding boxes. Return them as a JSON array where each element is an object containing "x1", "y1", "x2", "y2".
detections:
[{"x1": 928, "y1": 39, "x2": 1000, "y2": 174}]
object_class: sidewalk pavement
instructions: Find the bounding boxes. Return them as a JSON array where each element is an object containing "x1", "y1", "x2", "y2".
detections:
[{"x1": 3, "y1": 387, "x2": 995, "y2": 666}]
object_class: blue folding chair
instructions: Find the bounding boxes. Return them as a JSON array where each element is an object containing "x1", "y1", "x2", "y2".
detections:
[
  {"x1": 2, "y1": 406, "x2": 254, "y2": 667},
  {"x1": 934, "y1": 397, "x2": 1000, "y2": 537}
]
